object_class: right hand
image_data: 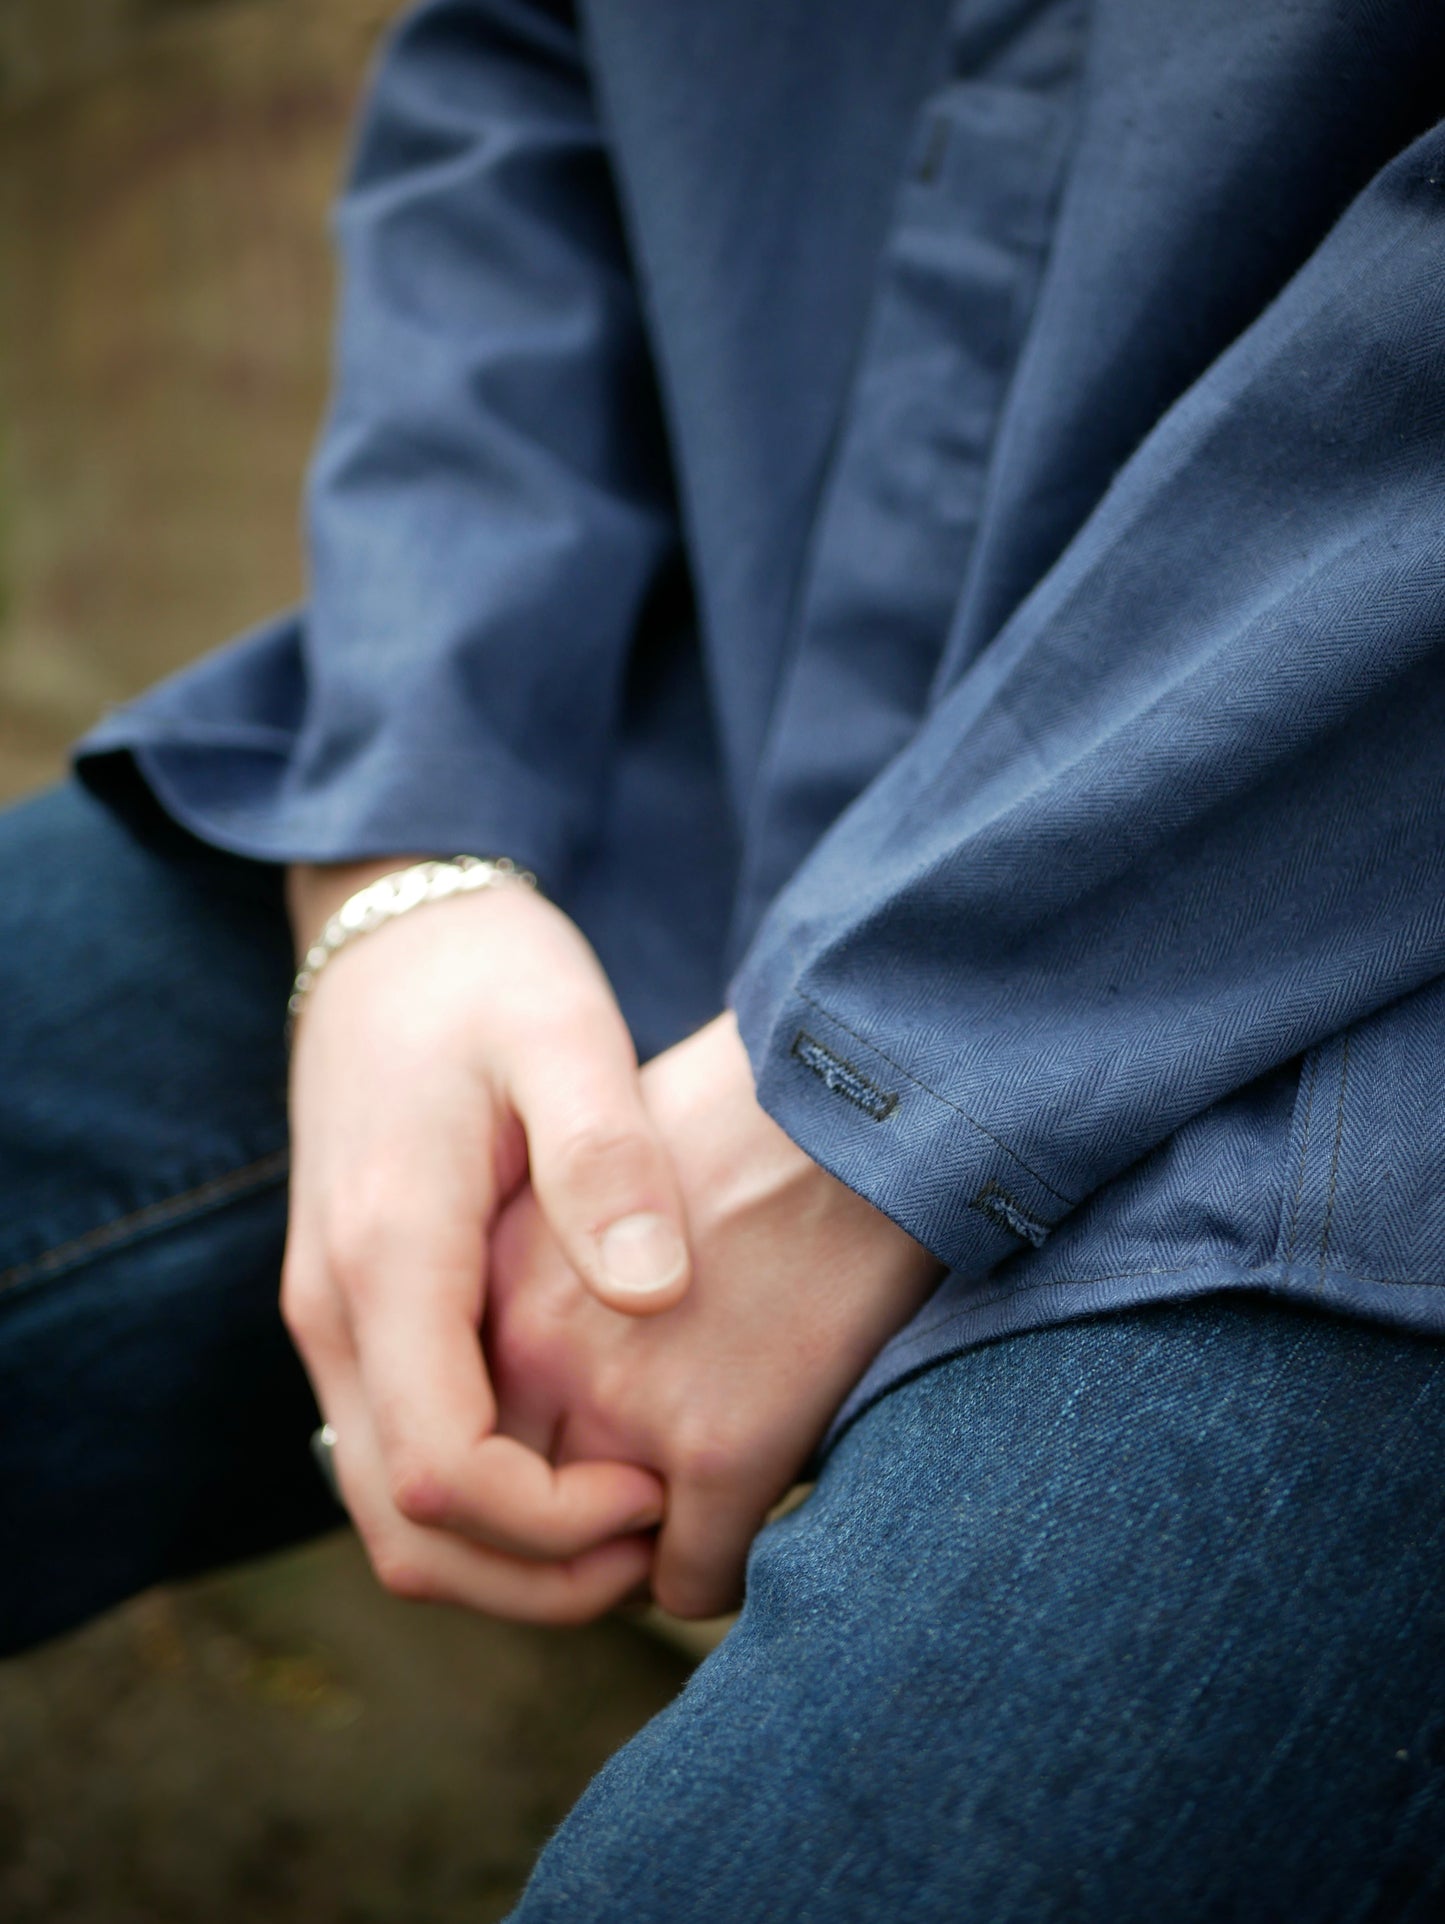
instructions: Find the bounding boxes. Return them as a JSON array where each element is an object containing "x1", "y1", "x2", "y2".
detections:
[
  {"x1": 486, "y1": 1013, "x2": 943, "y2": 1621},
  {"x1": 280, "y1": 858, "x2": 690, "y2": 1624}
]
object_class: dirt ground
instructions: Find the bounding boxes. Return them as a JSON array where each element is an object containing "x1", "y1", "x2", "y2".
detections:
[
  {"x1": 0, "y1": 5, "x2": 699, "y2": 1918},
  {"x1": 0, "y1": 1537, "x2": 691, "y2": 1923}
]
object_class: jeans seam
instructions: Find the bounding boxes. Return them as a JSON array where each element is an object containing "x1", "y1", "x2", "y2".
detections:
[{"x1": 0, "y1": 1147, "x2": 290, "y2": 1298}]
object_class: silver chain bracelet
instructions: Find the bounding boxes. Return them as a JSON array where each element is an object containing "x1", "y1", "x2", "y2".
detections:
[{"x1": 287, "y1": 855, "x2": 537, "y2": 1034}]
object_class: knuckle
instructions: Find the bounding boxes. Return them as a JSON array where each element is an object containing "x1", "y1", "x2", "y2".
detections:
[
  {"x1": 547, "y1": 1121, "x2": 651, "y2": 1201},
  {"x1": 279, "y1": 1274, "x2": 314, "y2": 1342},
  {"x1": 588, "y1": 1356, "x2": 634, "y2": 1427},
  {"x1": 652, "y1": 1566, "x2": 732, "y2": 1622},
  {"x1": 323, "y1": 1219, "x2": 386, "y2": 1302},
  {"x1": 539, "y1": 1563, "x2": 630, "y2": 1628},
  {"x1": 650, "y1": 1575, "x2": 691, "y2": 1618},
  {"x1": 319, "y1": 1181, "x2": 412, "y2": 1300},
  {"x1": 673, "y1": 1420, "x2": 743, "y2": 1492},
  {"x1": 279, "y1": 1262, "x2": 331, "y2": 1350},
  {"x1": 542, "y1": 1588, "x2": 609, "y2": 1629},
  {"x1": 369, "y1": 1542, "x2": 438, "y2": 1605},
  {"x1": 498, "y1": 1299, "x2": 562, "y2": 1380},
  {"x1": 385, "y1": 1452, "x2": 455, "y2": 1529}
]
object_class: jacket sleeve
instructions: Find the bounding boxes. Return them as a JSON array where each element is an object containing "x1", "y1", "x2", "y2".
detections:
[
  {"x1": 730, "y1": 117, "x2": 1445, "y2": 1279},
  {"x1": 77, "y1": 0, "x2": 676, "y2": 884}
]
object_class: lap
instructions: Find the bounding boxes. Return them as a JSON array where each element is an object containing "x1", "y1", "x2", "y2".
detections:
[
  {"x1": 0, "y1": 781, "x2": 326, "y2": 1654},
  {"x1": 5, "y1": 785, "x2": 1445, "y2": 1919},
  {"x1": 514, "y1": 1297, "x2": 1445, "y2": 1922}
]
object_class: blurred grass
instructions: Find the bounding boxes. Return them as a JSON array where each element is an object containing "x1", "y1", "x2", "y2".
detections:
[{"x1": 0, "y1": 5, "x2": 696, "y2": 1918}]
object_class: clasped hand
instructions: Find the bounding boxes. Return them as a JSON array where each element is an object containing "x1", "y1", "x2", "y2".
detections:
[{"x1": 282, "y1": 870, "x2": 939, "y2": 1623}]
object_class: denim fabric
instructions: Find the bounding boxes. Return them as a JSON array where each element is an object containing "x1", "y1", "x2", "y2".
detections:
[
  {"x1": 514, "y1": 1300, "x2": 1445, "y2": 1923},
  {"x1": 76, "y1": 0, "x2": 1445, "y2": 1412},
  {"x1": 7, "y1": 787, "x2": 1445, "y2": 1916},
  {"x1": 0, "y1": 786, "x2": 328, "y2": 1655},
  {"x1": 830, "y1": 980, "x2": 1445, "y2": 1441}
]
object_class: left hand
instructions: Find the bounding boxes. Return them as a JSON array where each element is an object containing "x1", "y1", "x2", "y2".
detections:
[
  {"x1": 485, "y1": 1013, "x2": 944, "y2": 1619},
  {"x1": 281, "y1": 859, "x2": 684, "y2": 1624}
]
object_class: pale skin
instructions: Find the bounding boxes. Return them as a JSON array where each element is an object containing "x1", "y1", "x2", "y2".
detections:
[
  {"x1": 282, "y1": 861, "x2": 940, "y2": 1621},
  {"x1": 485, "y1": 1012, "x2": 945, "y2": 1618}
]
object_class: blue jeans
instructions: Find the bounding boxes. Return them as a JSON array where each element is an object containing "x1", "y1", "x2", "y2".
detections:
[{"x1": 3, "y1": 783, "x2": 1444, "y2": 1919}]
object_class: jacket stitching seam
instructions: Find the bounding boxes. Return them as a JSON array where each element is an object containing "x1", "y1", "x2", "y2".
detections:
[
  {"x1": 1282, "y1": 1048, "x2": 1319, "y2": 1267},
  {"x1": 795, "y1": 988, "x2": 1075, "y2": 1205},
  {"x1": 1318, "y1": 1033, "x2": 1351, "y2": 1278}
]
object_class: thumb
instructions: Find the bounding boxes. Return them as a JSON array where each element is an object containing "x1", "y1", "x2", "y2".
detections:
[{"x1": 507, "y1": 1012, "x2": 692, "y2": 1316}]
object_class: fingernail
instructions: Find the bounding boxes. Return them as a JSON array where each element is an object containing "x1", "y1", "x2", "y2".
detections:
[{"x1": 599, "y1": 1213, "x2": 687, "y2": 1296}]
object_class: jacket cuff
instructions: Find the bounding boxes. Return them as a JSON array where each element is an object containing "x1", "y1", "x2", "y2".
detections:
[
  {"x1": 731, "y1": 971, "x2": 1071, "y2": 1280},
  {"x1": 72, "y1": 611, "x2": 581, "y2": 887}
]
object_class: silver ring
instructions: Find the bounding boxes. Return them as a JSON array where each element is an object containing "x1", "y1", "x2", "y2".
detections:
[{"x1": 310, "y1": 1422, "x2": 343, "y2": 1504}]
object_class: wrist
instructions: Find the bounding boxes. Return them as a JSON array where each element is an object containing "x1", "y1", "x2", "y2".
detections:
[
  {"x1": 286, "y1": 856, "x2": 540, "y2": 1034},
  {"x1": 285, "y1": 858, "x2": 434, "y2": 966}
]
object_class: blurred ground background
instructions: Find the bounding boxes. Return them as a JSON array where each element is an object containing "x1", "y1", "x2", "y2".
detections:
[{"x1": 0, "y1": 4, "x2": 695, "y2": 1918}]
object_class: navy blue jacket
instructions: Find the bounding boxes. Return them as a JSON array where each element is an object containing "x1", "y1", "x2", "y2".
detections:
[{"x1": 80, "y1": 0, "x2": 1445, "y2": 1433}]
